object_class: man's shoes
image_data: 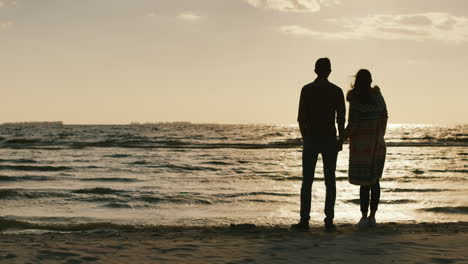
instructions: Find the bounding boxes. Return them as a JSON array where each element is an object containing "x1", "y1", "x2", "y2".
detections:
[
  {"x1": 291, "y1": 221, "x2": 309, "y2": 230},
  {"x1": 324, "y1": 222, "x2": 336, "y2": 231},
  {"x1": 357, "y1": 217, "x2": 369, "y2": 230},
  {"x1": 368, "y1": 217, "x2": 377, "y2": 228},
  {"x1": 324, "y1": 217, "x2": 336, "y2": 231}
]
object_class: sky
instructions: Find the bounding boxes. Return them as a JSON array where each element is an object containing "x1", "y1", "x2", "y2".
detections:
[{"x1": 1, "y1": 0, "x2": 467, "y2": 124}]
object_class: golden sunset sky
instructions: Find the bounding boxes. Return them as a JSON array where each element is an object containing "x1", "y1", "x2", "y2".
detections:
[{"x1": 1, "y1": 0, "x2": 467, "y2": 124}]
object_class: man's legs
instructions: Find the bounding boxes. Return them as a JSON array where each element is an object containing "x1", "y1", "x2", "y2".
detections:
[
  {"x1": 300, "y1": 145, "x2": 319, "y2": 222},
  {"x1": 322, "y1": 150, "x2": 338, "y2": 227}
]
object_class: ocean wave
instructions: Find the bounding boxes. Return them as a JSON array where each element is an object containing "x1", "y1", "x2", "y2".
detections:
[
  {"x1": 271, "y1": 176, "x2": 349, "y2": 182},
  {"x1": 0, "y1": 189, "x2": 72, "y2": 199},
  {"x1": 2, "y1": 139, "x2": 467, "y2": 149},
  {"x1": 78, "y1": 196, "x2": 131, "y2": 204},
  {"x1": 243, "y1": 199, "x2": 292, "y2": 204},
  {"x1": 420, "y1": 206, "x2": 468, "y2": 214},
  {"x1": 79, "y1": 177, "x2": 140, "y2": 182},
  {"x1": 0, "y1": 175, "x2": 50, "y2": 182},
  {"x1": 386, "y1": 142, "x2": 468, "y2": 147},
  {"x1": 104, "y1": 154, "x2": 132, "y2": 158},
  {"x1": 1, "y1": 124, "x2": 467, "y2": 150},
  {"x1": 159, "y1": 164, "x2": 220, "y2": 172},
  {"x1": 70, "y1": 139, "x2": 189, "y2": 148},
  {"x1": 214, "y1": 192, "x2": 296, "y2": 198},
  {"x1": 101, "y1": 203, "x2": 132, "y2": 208},
  {"x1": 384, "y1": 188, "x2": 453, "y2": 193},
  {"x1": 132, "y1": 162, "x2": 218, "y2": 171},
  {"x1": 399, "y1": 135, "x2": 467, "y2": 142},
  {"x1": 201, "y1": 161, "x2": 235, "y2": 166},
  {"x1": 0, "y1": 189, "x2": 18, "y2": 199},
  {"x1": 263, "y1": 132, "x2": 285, "y2": 137},
  {"x1": 0, "y1": 217, "x2": 138, "y2": 232},
  {"x1": 3, "y1": 138, "x2": 41, "y2": 144},
  {"x1": 131, "y1": 160, "x2": 151, "y2": 165},
  {"x1": 271, "y1": 176, "x2": 303, "y2": 181},
  {"x1": 138, "y1": 195, "x2": 213, "y2": 205},
  {"x1": 0, "y1": 158, "x2": 38, "y2": 164},
  {"x1": 429, "y1": 169, "x2": 468, "y2": 173},
  {"x1": 438, "y1": 137, "x2": 468, "y2": 143},
  {"x1": 1, "y1": 138, "x2": 296, "y2": 150},
  {"x1": 72, "y1": 188, "x2": 124, "y2": 195},
  {"x1": 398, "y1": 175, "x2": 444, "y2": 180},
  {"x1": 0, "y1": 165, "x2": 72, "y2": 172},
  {"x1": 400, "y1": 136, "x2": 435, "y2": 140},
  {"x1": 346, "y1": 199, "x2": 417, "y2": 205},
  {"x1": 0, "y1": 217, "x2": 467, "y2": 233}
]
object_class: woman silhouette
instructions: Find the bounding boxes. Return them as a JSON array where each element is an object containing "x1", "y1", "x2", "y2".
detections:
[{"x1": 344, "y1": 69, "x2": 388, "y2": 228}]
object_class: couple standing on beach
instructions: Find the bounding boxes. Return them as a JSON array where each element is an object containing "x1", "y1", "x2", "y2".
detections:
[{"x1": 293, "y1": 58, "x2": 388, "y2": 230}]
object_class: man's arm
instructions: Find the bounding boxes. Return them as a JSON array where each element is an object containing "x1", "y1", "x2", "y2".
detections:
[{"x1": 336, "y1": 88, "x2": 346, "y2": 140}]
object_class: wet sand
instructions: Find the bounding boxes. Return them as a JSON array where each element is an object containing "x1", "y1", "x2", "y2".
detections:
[{"x1": 1, "y1": 222, "x2": 467, "y2": 263}]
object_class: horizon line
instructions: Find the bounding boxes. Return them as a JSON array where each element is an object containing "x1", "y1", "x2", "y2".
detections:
[{"x1": 1, "y1": 121, "x2": 466, "y2": 126}]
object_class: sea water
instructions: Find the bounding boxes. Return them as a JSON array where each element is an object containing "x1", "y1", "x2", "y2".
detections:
[{"x1": 0, "y1": 123, "x2": 466, "y2": 231}]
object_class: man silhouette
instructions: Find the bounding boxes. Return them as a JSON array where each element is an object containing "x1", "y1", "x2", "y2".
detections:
[{"x1": 292, "y1": 57, "x2": 345, "y2": 230}]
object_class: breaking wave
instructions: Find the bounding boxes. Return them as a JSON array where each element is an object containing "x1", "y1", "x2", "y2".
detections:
[
  {"x1": 0, "y1": 217, "x2": 138, "y2": 232},
  {"x1": 420, "y1": 206, "x2": 468, "y2": 214}
]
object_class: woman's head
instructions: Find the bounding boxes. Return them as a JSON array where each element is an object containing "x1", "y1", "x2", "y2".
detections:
[
  {"x1": 347, "y1": 69, "x2": 373, "y2": 103},
  {"x1": 355, "y1": 69, "x2": 372, "y2": 88}
]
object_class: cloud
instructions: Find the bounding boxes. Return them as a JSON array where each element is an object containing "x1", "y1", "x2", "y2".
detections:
[
  {"x1": 280, "y1": 13, "x2": 468, "y2": 43},
  {"x1": 245, "y1": 0, "x2": 339, "y2": 13},
  {"x1": 1, "y1": 21, "x2": 12, "y2": 29},
  {"x1": 178, "y1": 12, "x2": 201, "y2": 21},
  {"x1": 0, "y1": 1, "x2": 17, "y2": 8}
]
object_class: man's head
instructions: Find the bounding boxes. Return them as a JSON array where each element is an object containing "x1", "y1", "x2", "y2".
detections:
[{"x1": 314, "y1": 57, "x2": 331, "y2": 78}]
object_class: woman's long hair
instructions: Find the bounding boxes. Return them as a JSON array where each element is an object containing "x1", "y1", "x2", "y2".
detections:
[{"x1": 347, "y1": 69, "x2": 373, "y2": 103}]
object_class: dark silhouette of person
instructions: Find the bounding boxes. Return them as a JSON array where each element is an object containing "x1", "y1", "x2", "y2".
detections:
[
  {"x1": 344, "y1": 69, "x2": 388, "y2": 229},
  {"x1": 292, "y1": 57, "x2": 345, "y2": 230}
]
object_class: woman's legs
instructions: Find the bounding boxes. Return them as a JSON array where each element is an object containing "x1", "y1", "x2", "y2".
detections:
[
  {"x1": 369, "y1": 181, "x2": 381, "y2": 219},
  {"x1": 360, "y1": 181, "x2": 381, "y2": 218},
  {"x1": 360, "y1": 186, "x2": 370, "y2": 218}
]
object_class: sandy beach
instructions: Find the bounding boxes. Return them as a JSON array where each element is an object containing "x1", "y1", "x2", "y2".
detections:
[{"x1": 1, "y1": 222, "x2": 467, "y2": 264}]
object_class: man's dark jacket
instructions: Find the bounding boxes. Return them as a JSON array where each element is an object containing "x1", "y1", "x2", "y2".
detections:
[{"x1": 297, "y1": 78, "x2": 346, "y2": 151}]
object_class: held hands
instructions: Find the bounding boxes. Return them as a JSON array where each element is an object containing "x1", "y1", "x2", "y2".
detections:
[
  {"x1": 337, "y1": 132, "x2": 349, "y2": 152},
  {"x1": 337, "y1": 137, "x2": 344, "y2": 152}
]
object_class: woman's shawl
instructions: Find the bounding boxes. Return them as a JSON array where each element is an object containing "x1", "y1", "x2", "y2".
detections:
[{"x1": 346, "y1": 87, "x2": 388, "y2": 186}]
